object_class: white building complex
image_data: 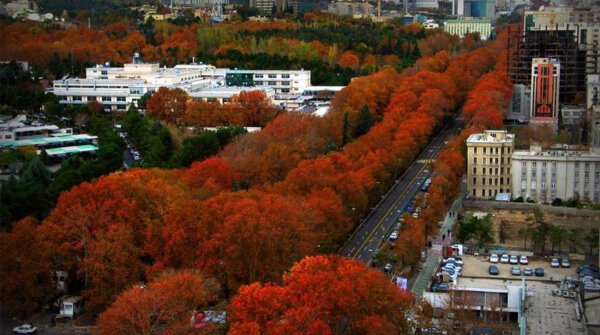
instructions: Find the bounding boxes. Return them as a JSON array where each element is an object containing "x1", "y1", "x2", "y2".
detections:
[
  {"x1": 443, "y1": 18, "x2": 492, "y2": 40},
  {"x1": 51, "y1": 54, "x2": 314, "y2": 112},
  {"x1": 511, "y1": 145, "x2": 600, "y2": 203}
]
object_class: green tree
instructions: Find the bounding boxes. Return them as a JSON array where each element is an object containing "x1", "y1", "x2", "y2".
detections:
[
  {"x1": 549, "y1": 225, "x2": 568, "y2": 253},
  {"x1": 585, "y1": 228, "x2": 599, "y2": 255},
  {"x1": 355, "y1": 104, "x2": 373, "y2": 137},
  {"x1": 170, "y1": 132, "x2": 220, "y2": 167}
]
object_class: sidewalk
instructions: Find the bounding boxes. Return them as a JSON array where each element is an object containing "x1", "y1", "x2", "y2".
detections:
[{"x1": 410, "y1": 189, "x2": 464, "y2": 300}]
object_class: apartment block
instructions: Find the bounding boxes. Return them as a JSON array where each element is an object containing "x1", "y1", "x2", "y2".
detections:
[
  {"x1": 443, "y1": 18, "x2": 492, "y2": 40},
  {"x1": 467, "y1": 130, "x2": 515, "y2": 199},
  {"x1": 511, "y1": 146, "x2": 600, "y2": 203}
]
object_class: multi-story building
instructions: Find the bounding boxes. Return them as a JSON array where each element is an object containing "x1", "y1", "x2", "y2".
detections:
[
  {"x1": 443, "y1": 18, "x2": 492, "y2": 40},
  {"x1": 588, "y1": 74, "x2": 600, "y2": 148},
  {"x1": 467, "y1": 130, "x2": 515, "y2": 199},
  {"x1": 507, "y1": 7, "x2": 600, "y2": 107},
  {"x1": 327, "y1": 1, "x2": 373, "y2": 17},
  {"x1": 51, "y1": 55, "x2": 300, "y2": 111},
  {"x1": 506, "y1": 84, "x2": 531, "y2": 124},
  {"x1": 530, "y1": 58, "x2": 560, "y2": 123},
  {"x1": 225, "y1": 69, "x2": 311, "y2": 96},
  {"x1": 511, "y1": 146, "x2": 600, "y2": 203}
]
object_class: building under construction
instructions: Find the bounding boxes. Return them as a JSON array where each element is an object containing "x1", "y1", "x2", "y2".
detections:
[{"x1": 507, "y1": 23, "x2": 595, "y2": 105}]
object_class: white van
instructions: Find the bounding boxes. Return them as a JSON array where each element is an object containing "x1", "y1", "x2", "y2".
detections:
[{"x1": 59, "y1": 296, "x2": 83, "y2": 319}]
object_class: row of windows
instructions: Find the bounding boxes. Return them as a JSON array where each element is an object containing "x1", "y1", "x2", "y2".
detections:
[
  {"x1": 472, "y1": 188, "x2": 506, "y2": 197},
  {"x1": 69, "y1": 96, "x2": 127, "y2": 102},
  {"x1": 473, "y1": 147, "x2": 512, "y2": 155},
  {"x1": 255, "y1": 74, "x2": 292, "y2": 79},
  {"x1": 472, "y1": 177, "x2": 510, "y2": 186},
  {"x1": 473, "y1": 167, "x2": 511, "y2": 175},
  {"x1": 472, "y1": 157, "x2": 510, "y2": 165}
]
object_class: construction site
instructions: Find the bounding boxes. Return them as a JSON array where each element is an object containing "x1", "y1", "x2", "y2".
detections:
[{"x1": 506, "y1": 23, "x2": 598, "y2": 105}]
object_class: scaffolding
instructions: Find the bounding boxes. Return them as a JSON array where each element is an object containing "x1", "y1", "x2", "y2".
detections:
[{"x1": 507, "y1": 23, "x2": 594, "y2": 104}]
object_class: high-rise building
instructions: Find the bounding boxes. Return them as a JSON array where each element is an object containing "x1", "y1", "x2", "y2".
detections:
[
  {"x1": 467, "y1": 130, "x2": 515, "y2": 199},
  {"x1": 588, "y1": 74, "x2": 600, "y2": 148},
  {"x1": 530, "y1": 58, "x2": 560, "y2": 122},
  {"x1": 506, "y1": 84, "x2": 531, "y2": 124},
  {"x1": 507, "y1": 8, "x2": 600, "y2": 107}
]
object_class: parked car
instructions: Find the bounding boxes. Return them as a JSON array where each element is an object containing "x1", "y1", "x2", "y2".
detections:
[
  {"x1": 384, "y1": 263, "x2": 392, "y2": 272},
  {"x1": 535, "y1": 268, "x2": 545, "y2": 277},
  {"x1": 443, "y1": 257, "x2": 464, "y2": 266},
  {"x1": 432, "y1": 283, "x2": 449, "y2": 292},
  {"x1": 511, "y1": 266, "x2": 521, "y2": 276},
  {"x1": 500, "y1": 254, "x2": 510, "y2": 264},
  {"x1": 490, "y1": 254, "x2": 499, "y2": 263},
  {"x1": 389, "y1": 231, "x2": 399, "y2": 241},
  {"x1": 524, "y1": 267, "x2": 533, "y2": 276},
  {"x1": 412, "y1": 212, "x2": 419, "y2": 219},
  {"x1": 551, "y1": 258, "x2": 560, "y2": 268},
  {"x1": 13, "y1": 324, "x2": 37, "y2": 334},
  {"x1": 520, "y1": 255, "x2": 529, "y2": 265},
  {"x1": 561, "y1": 258, "x2": 571, "y2": 268},
  {"x1": 489, "y1": 265, "x2": 499, "y2": 275},
  {"x1": 509, "y1": 255, "x2": 519, "y2": 265}
]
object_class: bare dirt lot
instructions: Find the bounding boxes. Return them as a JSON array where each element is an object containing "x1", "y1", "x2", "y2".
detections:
[{"x1": 462, "y1": 202, "x2": 600, "y2": 252}]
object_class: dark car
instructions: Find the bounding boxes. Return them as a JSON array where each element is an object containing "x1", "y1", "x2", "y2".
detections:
[
  {"x1": 489, "y1": 265, "x2": 499, "y2": 275},
  {"x1": 432, "y1": 282, "x2": 449, "y2": 292},
  {"x1": 535, "y1": 268, "x2": 545, "y2": 277}
]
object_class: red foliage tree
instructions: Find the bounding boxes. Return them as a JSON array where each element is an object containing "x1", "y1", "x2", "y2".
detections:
[
  {"x1": 228, "y1": 255, "x2": 413, "y2": 335},
  {"x1": 146, "y1": 87, "x2": 189, "y2": 125},
  {"x1": 96, "y1": 270, "x2": 220, "y2": 335}
]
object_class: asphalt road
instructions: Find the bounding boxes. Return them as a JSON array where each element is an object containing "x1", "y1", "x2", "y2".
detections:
[{"x1": 339, "y1": 115, "x2": 463, "y2": 263}]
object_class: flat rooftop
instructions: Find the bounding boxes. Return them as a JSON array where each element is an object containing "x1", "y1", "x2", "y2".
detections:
[
  {"x1": 45, "y1": 145, "x2": 99, "y2": 156},
  {"x1": 526, "y1": 281, "x2": 585, "y2": 335},
  {"x1": 0, "y1": 134, "x2": 97, "y2": 148}
]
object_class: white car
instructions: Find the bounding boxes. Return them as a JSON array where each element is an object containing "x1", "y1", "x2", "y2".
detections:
[
  {"x1": 509, "y1": 255, "x2": 519, "y2": 264},
  {"x1": 520, "y1": 255, "x2": 528, "y2": 265},
  {"x1": 13, "y1": 324, "x2": 37, "y2": 334},
  {"x1": 500, "y1": 254, "x2": 510, "y2": 264},
  {"x1": 389, "y1": 231, "x2": 399, "y2": 241},
  {"x1": 490, "y1": 254, "x2": 499, "y2": 263},
  {"x1": 412, "y1": 212, "x2": 419, "y2": 219}
]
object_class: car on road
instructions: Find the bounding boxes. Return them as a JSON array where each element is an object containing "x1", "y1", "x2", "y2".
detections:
[
  {"x1": 520, "y1": 255, "x2": 529, "y2": 265},
  {"x1": 500, "y1": 254, "x2": 509, "y2": 264},
  {"x1": 490, "y1": 254, "x2": 499, "y2": 263},
  {"x1": 551, "y1": 258, "x2": 560, "y2": 268},
  {"x1": 535, "y1": 268, "x2": 545, "y2": 277},
  {"x1": 389, "y1": 231, "x2": 398, "y2": 240},
  {"x1": 489, "y1": 265, "x2": 499, "y2": 275},
  {"x1": 13, "y1": 324, "x2": 37, "y2": 334},
  {"x1": 509, "y1": 255, "x2": 519, "y2": 264},
  {"x1": 561, "y1": 258, "x2": 571, "y2": 268},
  {"x1": 524, "y1": 267, "x2": 533, "y2": 276},
  {"x1": 511, "y1": 266, "x2": 521, "y2": 276},
  {"x1": 384, "y1": 263, "x2": 392, "y2": 272}
]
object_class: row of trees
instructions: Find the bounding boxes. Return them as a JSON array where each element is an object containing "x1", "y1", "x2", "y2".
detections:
[
  {"x1": 0, "y1": 18, "x2": 427, "y2": 84},
  {"x1": 1, "y1": 31, "x2": 509, "y2": 330}
]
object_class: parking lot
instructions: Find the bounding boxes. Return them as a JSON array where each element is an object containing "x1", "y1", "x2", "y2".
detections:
[{"x1": 460, "y1": 255, "x2": 579, "y2": 281}]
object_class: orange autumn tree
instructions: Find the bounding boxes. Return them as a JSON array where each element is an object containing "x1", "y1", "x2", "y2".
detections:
[
  {"x1": 0, "y1": 217, "x2": 53, "y2": 317},
  {"x1": 228, "y1": 255, "x2": 413, "y2": 335},
  {"x1": 96, "y1": 270, "x2": 221, "y2": 335},
  {"x1": 146, "y1": 87, "x2": 189, "y2": 125}
]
